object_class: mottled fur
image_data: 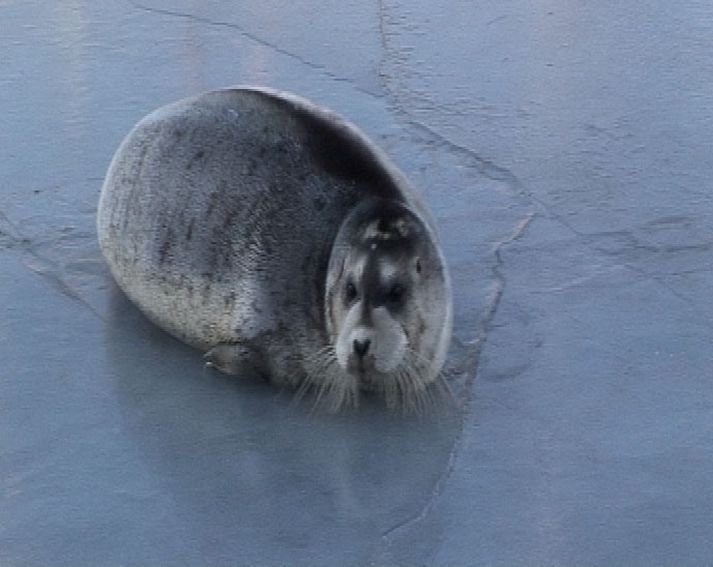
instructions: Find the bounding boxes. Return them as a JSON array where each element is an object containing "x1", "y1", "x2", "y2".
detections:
[{"x1": 98, "y1": 86, "x2": 452, "y2": 412}]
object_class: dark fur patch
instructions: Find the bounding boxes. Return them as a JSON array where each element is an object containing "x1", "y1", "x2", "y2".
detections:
[
  {"x1": 158, "y1": 226, "x2": 175, "y2": 265},
  {"x1": 313, "y1": 196, "x2": 326, "y2": 211},
  {"x1": 186, "y1": 149, "x2": 205, "y2": 170},
  {"x1": 258, "y1": 91, "x2": 402, "y2": 199}
]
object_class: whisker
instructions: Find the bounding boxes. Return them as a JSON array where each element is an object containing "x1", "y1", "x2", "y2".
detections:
[
  {"x1": 301, "y1": 345, "x2": 359, "y2": 414},
  {"x1": 296, "y1": 339, "x2": 452, "y2": 416},
  {"x1": 387, "y1": 346, "x2": 454, "y2": 416},
  {"x1": 294, "y1": 345, "x2": 338, "y2": 409}
]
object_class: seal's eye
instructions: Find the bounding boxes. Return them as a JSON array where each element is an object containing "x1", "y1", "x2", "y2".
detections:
[
  {"x1": 345, "y1": 282, "x2": 357, "y2": 303},
  {"x1": 387, "y1": 283, "x2": 405, "y2": 303}
]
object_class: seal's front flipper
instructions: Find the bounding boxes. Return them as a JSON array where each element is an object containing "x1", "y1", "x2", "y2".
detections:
[{"x1": 204, "y1": 342, "x2": 262, "y2": 378}]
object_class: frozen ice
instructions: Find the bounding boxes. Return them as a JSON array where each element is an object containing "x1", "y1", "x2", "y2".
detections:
[{"x1": 2, "y1": 1, "x2": 713, "y2": 564}]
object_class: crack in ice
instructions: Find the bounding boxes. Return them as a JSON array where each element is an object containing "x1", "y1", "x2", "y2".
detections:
[
  {"x1": 381, "y1": 211, "x2": 534, "y2": 545},
  {"x1": 0, "y1": 207, "x2": 105, "y2": 323},
  {"x1": 376, "y1": 2, "x2": 543, "y2": 550},
  {"x1": 126, "y1": 0, "x2": 380, "y2": 98}
]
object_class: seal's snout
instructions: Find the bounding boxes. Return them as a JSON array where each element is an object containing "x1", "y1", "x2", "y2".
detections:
[
  {"x1": 345, "y1": 326, "x2": 375, "y2": 372},
  {"x1": 353, "y1": 338, "x2": 371, "y2": 358}
]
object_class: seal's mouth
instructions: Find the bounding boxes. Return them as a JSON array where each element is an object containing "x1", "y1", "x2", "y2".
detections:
[
  {"x1": 347, "y1": 354, "x2": 373, "y2": 374},
  {"x1": 348, "y1": 360, "x2": 384, "y2": 392}
]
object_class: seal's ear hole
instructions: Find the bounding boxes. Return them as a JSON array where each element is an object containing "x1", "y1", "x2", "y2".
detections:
[{"x1": 416, "y1": 259, "x2": 422, "y2": 274}]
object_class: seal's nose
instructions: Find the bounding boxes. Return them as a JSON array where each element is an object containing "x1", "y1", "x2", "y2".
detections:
[{"x1": 353, "y1": 338, "x2": 371, "y2": 358}]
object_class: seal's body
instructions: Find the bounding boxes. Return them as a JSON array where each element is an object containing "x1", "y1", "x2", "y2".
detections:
[{"x1": 98, "y1": 87, "x2": 452, "y2": 411}]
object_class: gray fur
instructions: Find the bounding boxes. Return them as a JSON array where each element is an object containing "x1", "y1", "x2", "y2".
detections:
[{"x1": 97, "y1": 86, "x2": 452, "y2": 409}]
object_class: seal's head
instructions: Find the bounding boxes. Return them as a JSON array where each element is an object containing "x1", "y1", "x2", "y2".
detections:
[{"x1": 313, "y1": 199, "x2": 452, "y2": 413}]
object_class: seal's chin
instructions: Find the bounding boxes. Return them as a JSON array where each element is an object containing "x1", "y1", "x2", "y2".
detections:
[
  {"x1": 345, "y1": 357, "x2": 380, "y2": 391},
  {"x1": 357, "y1": 369, "x2": 378, "y2": 391}
]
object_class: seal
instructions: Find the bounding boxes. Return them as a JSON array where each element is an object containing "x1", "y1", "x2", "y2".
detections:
[{"x1": 97, "y1": 86, "x2": 452, "y2": 412}]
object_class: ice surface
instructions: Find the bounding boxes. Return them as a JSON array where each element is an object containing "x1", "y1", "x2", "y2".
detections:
[{"x1": 2, "y1": 1, "x2": 713, "y2": 564}]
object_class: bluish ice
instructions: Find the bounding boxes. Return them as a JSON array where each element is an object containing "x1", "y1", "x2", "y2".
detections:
[{"x1": 2, "y1": 1, "x2": 713, "y2": 564}]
